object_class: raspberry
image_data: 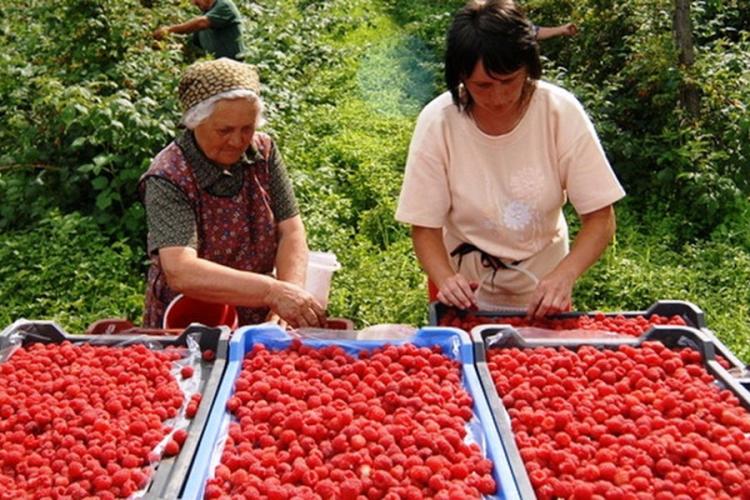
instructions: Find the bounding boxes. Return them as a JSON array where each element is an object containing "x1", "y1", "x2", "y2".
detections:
[
  {"x1": 477, "y1": 475, "x2": 496, "y2": 495},
  {"x1": 428, "y1": 473, "x2": 446, "y2": 491},
  {"x1": 409, "y1": 465, "x2": 431, "y2": 484},
  {"x1": 351, "y1": 434, "x2": 366, "y2": 450},
  {"x1": 173, "y1": 428, "x2": 188, "y2": 445}
]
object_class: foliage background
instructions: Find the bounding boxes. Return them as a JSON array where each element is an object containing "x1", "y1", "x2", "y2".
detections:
[{"x1": 1, "y1": 0, "x2": 748, "y2": 360}]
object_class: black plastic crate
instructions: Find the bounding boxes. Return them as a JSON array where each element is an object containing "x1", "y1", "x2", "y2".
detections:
[
  {"x1": 429, "y1": 299, "x2": 705, "y2": 329},
  {"x1": 470, "y1": 324, "x2": 750, "y2": 498},
  {"x1": 429, "y1": 299, "x2": 745, "y2": 370},
  {"x1": 0, "y1": 320, "x2": 229, "y2": 500},
  {"x1": 700, "y1": 327, "x2": 746, "y2": 371}
]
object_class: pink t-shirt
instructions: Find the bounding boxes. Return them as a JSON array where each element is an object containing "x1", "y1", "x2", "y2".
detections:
[{"x1": 396, "y1": 81, "x2": 626, "y2": 261}]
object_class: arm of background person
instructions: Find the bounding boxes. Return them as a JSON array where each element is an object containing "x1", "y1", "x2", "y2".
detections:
[
  {"x1": 411, "y1": 225, "x2": 477, "y2": 309},
  {"x1": 536, "y1": 22, "x2": 578, "y2": 41},
  {"x1": 153, "y1": 16, "x2": 211, "y2": 39},
  {"x1": 159, "y1": 246, "x2": 324, "y2": 327},
  {"x1": 274, "y1": 215, "x2": 309, "y2": 287},
  {"x1": 527, "y1": 204, "x2": 616, "y2": 318}
]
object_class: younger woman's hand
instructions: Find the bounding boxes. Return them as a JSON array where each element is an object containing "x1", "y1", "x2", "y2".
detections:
[
  {"x1": 527, "y1": 270, "x2": 574, "y2": 319},
  {"x1": 437, "y1": 274, "x2": 478, "y2": 310}
]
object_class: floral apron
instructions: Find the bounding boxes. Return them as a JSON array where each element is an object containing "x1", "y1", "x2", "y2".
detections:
[{"x1": 139, "y1": 143, "x2": 277, "y2": 328}]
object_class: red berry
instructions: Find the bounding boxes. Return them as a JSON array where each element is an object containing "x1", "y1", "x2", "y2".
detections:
[
  {"x1": 181, "y1": 365, "x2": 194, "y2": 378},
  {"x1": 173, "y1": 428, "x2": 188, "y2": 445},
  {"x1": 164, "y1": 439, "x2": 180, "y2": 456}
]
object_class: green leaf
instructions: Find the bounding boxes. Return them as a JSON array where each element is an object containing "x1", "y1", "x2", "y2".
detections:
[
  {"x1": 96, "y1": 191, "x2": 112, "y2": 210},
  {"x1": 93, "y1": 154, "x2": 113, "y2": 168},
  {"x1": 91, "y1": 176, "x2": 108, "y2": 190}
]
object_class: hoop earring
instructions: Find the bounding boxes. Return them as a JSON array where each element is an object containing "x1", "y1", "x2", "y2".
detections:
[{"x1": 458, "y1": 82, "x2": 468, "y2": 107}]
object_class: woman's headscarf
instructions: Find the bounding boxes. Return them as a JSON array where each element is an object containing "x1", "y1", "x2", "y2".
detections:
[{"x1": 178, "y1": 57, "x2": 261, "y2": 112}]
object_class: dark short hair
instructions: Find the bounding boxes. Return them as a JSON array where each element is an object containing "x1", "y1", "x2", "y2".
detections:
[{"x1": 445, "y1": 0, "x2": 541, "y2": 111}]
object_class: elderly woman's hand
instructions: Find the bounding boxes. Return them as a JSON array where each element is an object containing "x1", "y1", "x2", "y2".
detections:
[
  {"x1": 267, "y1": 280, "x2": 326, "y2": 328},
  {"x1": 265, "y1": 311, "x2": 289, "y2": 330}
]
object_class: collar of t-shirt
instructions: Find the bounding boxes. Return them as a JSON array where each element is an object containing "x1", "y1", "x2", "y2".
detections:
[{"x1": 175, "y1": 130, "x2": 263, "y2": 197}]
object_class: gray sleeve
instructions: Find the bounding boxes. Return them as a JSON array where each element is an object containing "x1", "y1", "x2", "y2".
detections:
[
  {"x1": 268, "y1": 144, "x2": 300, "y2": 222},
  {"x1": 143, "y1": 177, "x2": 199, "y2": 255}
]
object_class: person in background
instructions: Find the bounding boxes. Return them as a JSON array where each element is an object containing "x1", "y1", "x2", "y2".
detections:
[
  {"x1": 396, "y1": 0, "x2": 624, "y2": 319},
  {"x1": 153, "y1": 0, "x2": 246, "y2": 60},
  {"x1": 534, "y1": 22, "x2": 578, "y2": 41},
  {"x1": 140, "y1": 58, "x2": 324, "y2": 328}
]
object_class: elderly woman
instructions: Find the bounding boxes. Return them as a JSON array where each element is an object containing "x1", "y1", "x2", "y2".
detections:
[
  {"x1": 139, "y1": 58, "x2": 324, "y2": 328},
  {"x1": 396, "y1": 0, "x2": 625, "y2": 318}
]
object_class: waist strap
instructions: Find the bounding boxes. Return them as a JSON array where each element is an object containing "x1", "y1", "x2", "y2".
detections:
[{"x1": 450, "y1": 242, "x2": 523, "y2": 289}]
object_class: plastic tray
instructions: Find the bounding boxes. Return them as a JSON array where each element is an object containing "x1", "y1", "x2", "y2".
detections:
[
  {"x1": 429, "y1": 299, "x2": 704, "y2": 329},
  {"x1": 470, "y1": 324, "x2": 750, "y2": 498},
  {"x1": 700, "y1": 326, "x2": 746, "y2": 371},
  {"x1": 181, "y1": 325, "x2": 522, "y2": 500},
  {"x1": 0, "y1": 319, "x2": 229, "y2": 500},
  {"x1": 429, "y1": 299, "x2": 745, "y2": 370},
  {"x1": 324, "y1": 317, "x2": 356, "y2": 330}
]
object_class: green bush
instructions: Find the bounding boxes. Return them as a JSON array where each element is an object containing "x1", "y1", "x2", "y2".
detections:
[
  {"x1": 531, "y1": 0, "x2": 749, "y2": 240},
  {"x1": 0, "y1": 211, "x2": 145, "y2": 332},
  {"x1": 575, "y1": 205, "x2": 750, "y2": 361},
  {"x1": 0, "y1": 0, "x2": 184, "y2": 238}
]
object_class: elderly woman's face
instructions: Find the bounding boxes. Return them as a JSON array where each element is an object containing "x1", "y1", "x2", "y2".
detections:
[{"x1": 194, "y1": 98, "x2": 258, "y2": 167}]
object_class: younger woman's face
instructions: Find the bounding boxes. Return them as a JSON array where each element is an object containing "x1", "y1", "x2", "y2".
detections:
[{"x1": 463, "y1": 60, "x2": 527, "y2": 114}]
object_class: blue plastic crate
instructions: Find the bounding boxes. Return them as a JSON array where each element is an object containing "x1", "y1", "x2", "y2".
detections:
[{"x1": 182, "y1": 325, "x2": 521, "y2": 499}]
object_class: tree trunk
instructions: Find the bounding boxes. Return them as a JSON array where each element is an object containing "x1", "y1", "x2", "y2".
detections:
[{"x1": 673, "y1": 0, "x2": 700, "y2": 116}]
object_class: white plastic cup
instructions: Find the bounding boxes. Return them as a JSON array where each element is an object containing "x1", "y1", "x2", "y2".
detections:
[{"x1": 304, "y1": 251, "x2": 341, "y2": 309}]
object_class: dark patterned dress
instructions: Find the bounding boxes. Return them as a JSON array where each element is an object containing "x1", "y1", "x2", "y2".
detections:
[{"x1": 138, "y1": 132, "x2": 297, "y2": 327}]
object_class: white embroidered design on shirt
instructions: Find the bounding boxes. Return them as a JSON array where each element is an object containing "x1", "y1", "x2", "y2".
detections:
[
  {"x1": 502, "y1": 200, "x2": 535, "y2": 230},
  {"x1": 509, "y1": 166, "x2": 546, "y2": 202}
]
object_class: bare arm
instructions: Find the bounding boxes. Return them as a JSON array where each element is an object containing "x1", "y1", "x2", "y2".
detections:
[
  {"x1": 527, "y1": 204, "x2": 616, "y2": 318},
  {"x1": 159, "y1": 246, "x2": 272, "y2": 306},
  {"x1": 536, "y1": 23, "x2": 578, "y2": 41},
  {"x1": 274, "y1": 215, "x2": 309, "y2": 287},
  {"x1": 411, "y1": 225, "x2": 477, "y2": 309},
  {"x1": 159, "y1": 245, "x2": 324, "y2": 327},
  {"x1": 264, "y1": 215, "x2": 310, "y2": 327},
  {"x1": 154, "y1": 16, "x2": 211, "y2": 39}
]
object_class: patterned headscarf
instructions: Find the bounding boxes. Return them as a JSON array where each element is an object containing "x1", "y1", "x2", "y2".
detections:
[{"x1": 178, "y1": 58, "x2": 261, "y2": 112}]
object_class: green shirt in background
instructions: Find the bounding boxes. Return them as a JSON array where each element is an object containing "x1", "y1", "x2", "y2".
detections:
[{"x1": 193, "y1": 0, "x2": 246, "y2": 60}]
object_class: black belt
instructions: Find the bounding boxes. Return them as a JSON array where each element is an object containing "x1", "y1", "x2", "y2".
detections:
[{"x1": 450, "y1": 242, "x2": 522, "y2": 288}]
